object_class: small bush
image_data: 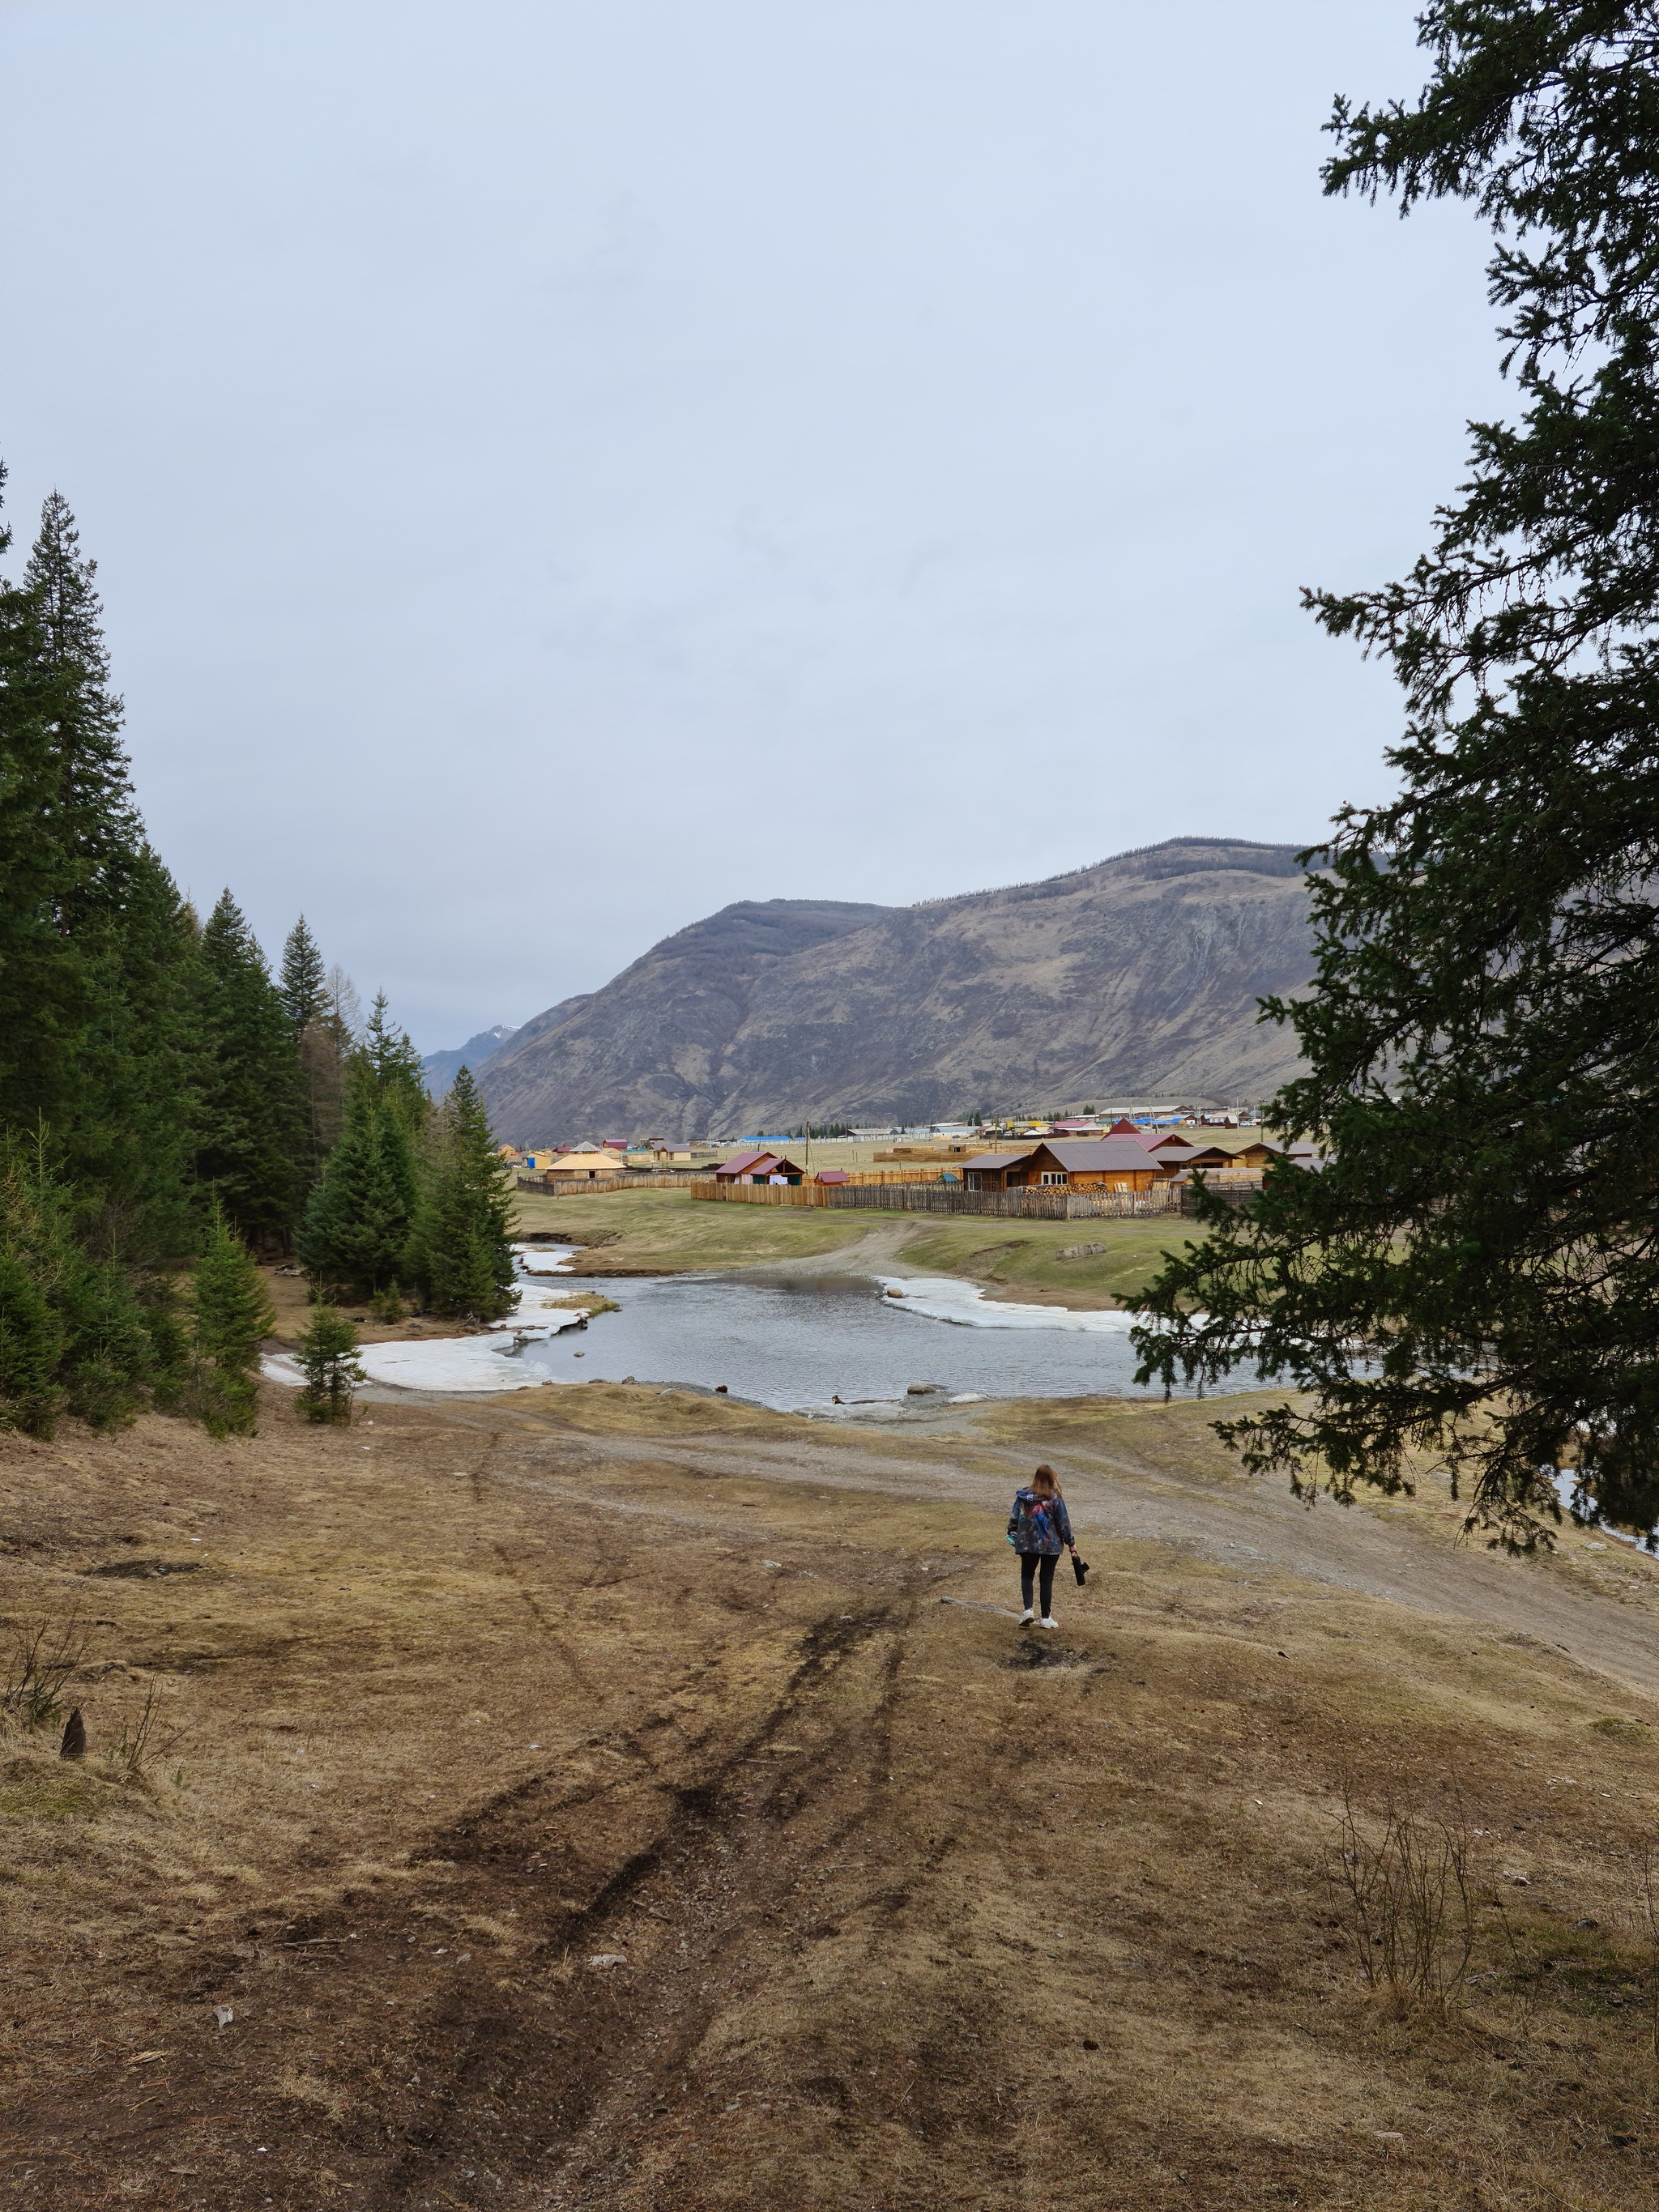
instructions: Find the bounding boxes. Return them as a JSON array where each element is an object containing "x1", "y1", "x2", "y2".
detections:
[
  {"x1": 111, "y1": 1681, "x2": 181, "y2": 1786},
  {"x1": 1328, "y1": 1784, "x2": 1479, "y2": 2014},
  {"x1": 296, "y1": 1305, "x2": 365, "y2": 1424},
  {"x1": 2, "y1": 1617, "x2": 89, "y2": 1736},
  {"x1": 187, "y1": 1205, "x2": 276, "y2": 1436}
]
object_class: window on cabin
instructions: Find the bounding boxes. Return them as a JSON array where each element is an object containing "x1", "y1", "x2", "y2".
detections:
[{"x1": 1040, "y1": 1171, "x2": 1067, "y2": 1186}]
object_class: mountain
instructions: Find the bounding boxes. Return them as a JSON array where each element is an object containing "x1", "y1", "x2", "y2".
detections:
[
  {"x1": 421, "y1": 1023, "x2": 520, "y2": 1102},
  {"x1": 478, "y1": 839, "x2": 1319, "y2": 1142}
]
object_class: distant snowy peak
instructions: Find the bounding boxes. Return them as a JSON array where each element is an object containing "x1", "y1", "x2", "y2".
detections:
[{"x1": 421, "y1": 1022, "x2": 519, "y2": 1102}]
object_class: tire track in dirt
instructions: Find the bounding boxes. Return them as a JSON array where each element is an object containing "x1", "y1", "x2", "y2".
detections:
[{"x1": 353, "y1": 1591, "x2": 923, "y2": 2208}]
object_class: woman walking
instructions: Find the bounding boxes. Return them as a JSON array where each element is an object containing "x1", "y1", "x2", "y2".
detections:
[{"x1": 1007, "y1": 1463, "x2": 1076, "y2": 1628}]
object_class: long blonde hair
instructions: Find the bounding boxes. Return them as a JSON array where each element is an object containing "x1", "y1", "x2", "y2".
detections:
[{"x1": 1030, "y1": 1463, "x2": 1060, "y2": 1498}]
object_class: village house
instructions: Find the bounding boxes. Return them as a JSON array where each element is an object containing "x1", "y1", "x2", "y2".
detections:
[
  {"x1": 1144, "y1": 1138, "x2": 1235, "y2": 1174},
  {"x1": 961, "y1": 1138, "x2": 1168, "y2": 1195},
  {"x1": 1201, "y1": 1138, "x2": 1281, "y2": 1176},
  {"x1": 540, "y1": 1148, "x2": 622, "y2": 1182},
  {"x1": 713, "y1": 1149, "x2": 809, "y2": 1187}
]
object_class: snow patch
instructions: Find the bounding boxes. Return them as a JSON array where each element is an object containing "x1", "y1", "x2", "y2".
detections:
[
  {"x1": 875, "y1": 1276, "x2": 1143, "y2": 1334},
  {"x1": 263, "y1": 1340, "x2": 559, "y2": 1395}
]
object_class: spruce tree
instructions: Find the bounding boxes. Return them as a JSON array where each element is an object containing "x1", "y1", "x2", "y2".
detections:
[
  {"x1": 296, "y1": 1078, "x2": 419, "y2": 1294},
  {"x1": 195, "y1": 891, "x2": 306, "y2": 1246},
  {"x1": 281, "y1": 918, "x2": 348, "y2": 1179},
  {"x1": 295, "y1": 1304, "x2": 365, "y2": 1424},
  {"x1": 0, "y1": 1154, "x2": 67, "y2": 1436},
  {"x1": 0, "y1": 472, "x2": 96, "y2": 1140},
  {"x1": 0, "y1": 1138, "x2": 161, "y2": 1436},
  {"x1": 1134, "y1": 6, "x2": 1659, "y2": 1549},
  {"x1": 75, "y1": 845, "x2": 205, "y2": 1262},
  {"x1": 0, "y1": 482, "x2": 198, "y2": 1255},
  {"x1": 412, "y1": 1067, "x2": 517, "y2": 1322},
  {"x1": 279, "y1": 916, "x2": 326, "y2": 1034},
  {"x1": 187, "y1": 1204, "x2": 276, "y2": 1436},
  {"x1": 23, "y1": 492, "x2": 140, "y2": 933},
  {"x1": 360, "y1": 990, "x2": 429, "y2": 1134}
]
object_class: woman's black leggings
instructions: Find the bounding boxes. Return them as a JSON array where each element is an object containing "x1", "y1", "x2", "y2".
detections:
[{"x1": 1018, "y1": 1552, "x2": 1057, "y2": 1616}]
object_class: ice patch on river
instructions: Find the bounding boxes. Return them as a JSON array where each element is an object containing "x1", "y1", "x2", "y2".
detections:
[
  {"x1": 263, "y1": 1340, "x2": 557, "y2": 1394},
  {"x1": 261, "y1": 1243, "x2": 592, "y2": 1394},
  {"x1": 513, "y1": 1242, "x2": 576, "y2": 1276},
  {"x1": 875, "y1": 1276, "x2": 1143, "y2": 1332}
]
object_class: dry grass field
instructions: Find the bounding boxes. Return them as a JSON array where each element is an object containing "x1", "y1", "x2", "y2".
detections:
[
  {"x1": 5, "y1": 1378, "x2": 1659, "y2": 2209},
  {"x1": 511, "y1": 1187, "x2": 1183, "y2": 1311}
]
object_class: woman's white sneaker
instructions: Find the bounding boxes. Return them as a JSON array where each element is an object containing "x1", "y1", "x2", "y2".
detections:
[
  {"x1": 1040, "y1": 1616, "x2": 1060, "y2": 1630},
  {"x1": 1018, "y1": 1608, "x2": 1034, "y2": 1626}
]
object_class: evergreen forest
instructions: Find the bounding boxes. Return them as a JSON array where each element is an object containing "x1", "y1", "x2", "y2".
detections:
[{"x1": 0, "y1": 464, "x2": 516, "y2": 1438}]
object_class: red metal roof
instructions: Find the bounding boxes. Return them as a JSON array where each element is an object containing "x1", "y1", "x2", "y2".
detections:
[{"x1": 714, "y1": 1149, "x2": 773, "y2": 1179}]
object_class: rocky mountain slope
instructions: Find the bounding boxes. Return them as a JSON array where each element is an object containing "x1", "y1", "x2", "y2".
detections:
[
  {"x1": 420, "y1": 1024, "x2": 519, "y2": 1102},
  {"x1": 480, "y1": 839, "x2": 1318, "y2": 1141}
]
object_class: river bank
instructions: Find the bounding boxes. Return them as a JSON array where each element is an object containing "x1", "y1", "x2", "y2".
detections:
[{"x1": 4, "y1": 1380, "x2": 1659, "y2": 2209}]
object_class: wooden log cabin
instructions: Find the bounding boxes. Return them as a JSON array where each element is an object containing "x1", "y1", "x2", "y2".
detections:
[{"x1": 961, "y1": 1139, "x2": 1169, "y2": 1194}]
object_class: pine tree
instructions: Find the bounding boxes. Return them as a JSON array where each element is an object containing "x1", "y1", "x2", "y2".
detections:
[
  {"x1": 280, "y1": 918, "x2": 348, "y2": 1180},
  {"x1": 0, "y1": 1151, "x2": 68, "y2": 1437},
  {"x1": 360, "y1": 990, "x2": 429, "y2": 1135},
  {"x1": 296, "y1": 1077, "x2": 419, "y2": 1294},
  {"x1": 412, "y1": 1067, "x2": 517, "y2": 1321},
  {"x1": 73, "y1": 844, "x2": 206, "y2": 1262},
  {"x1": 1134, "y1": 7, "x2": 1659, "y2": 1549},
  {"x1": 187, "y1": 1204, "x2": 276, "y2": 1436},
  {"x1": 0, "y1": 483, "x2": 199, "y2": 1255},
  {"x1": 195, "y1": 891, "x2": 307, "y2": 1246},
  {"x1": 279, "y1": 916, "x2": 326, "y2": 1034},
  {"x1": 23, "y1": 491, "x2": 140, "y2": 934},
  {"x1": 0, "y1": 472, "x2": 96, "y2": 1140},
  {"x1": 295, "y1": 1303, "x2": 364, "y2": 1424},
  {"x1": 0, "y1": 1138, "x2": 162, "y2": 1437}
]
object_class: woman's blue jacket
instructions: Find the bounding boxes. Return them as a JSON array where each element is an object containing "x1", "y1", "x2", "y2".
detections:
[{"x1": 1006, "y1": 1488, "x2": 1073, "y2": 1556}]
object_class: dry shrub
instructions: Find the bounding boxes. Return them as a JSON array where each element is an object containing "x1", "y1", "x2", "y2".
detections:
[
  {"x1": 2, "y1": 1615, "x2": 88, "y2": 1735},
  {"x1": 1329, "y1": 1781, "x2": 1479, "y2": 2015},
  {"x1": 109, "y1": 1681, "x2": 182, "y2": 1786}
]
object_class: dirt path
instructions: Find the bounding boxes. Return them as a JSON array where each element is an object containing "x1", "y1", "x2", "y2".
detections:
[
  {"x1": 435, "y1": 1390, "x2": 1659, "y2": 1703},
  {"x1": 744, "y1": 1221, "x2": 928, "y2": 1277}
]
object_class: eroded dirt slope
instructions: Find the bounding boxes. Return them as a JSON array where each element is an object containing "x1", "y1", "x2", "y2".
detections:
[{"x1": 4, "y1": 1383, "x2": 1659, "y2": 2209}]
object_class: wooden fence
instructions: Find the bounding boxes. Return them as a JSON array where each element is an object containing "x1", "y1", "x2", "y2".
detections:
[
  {"x1": 688, "y1": 1178, "x2": 1188, "y2": 1221},
  {"x1": 519, "y1": 1171, "x2": 1262, "y2": 1219},
  {"x1": 514, "y1": 1171, "x2": 699, "y2": 1196}
]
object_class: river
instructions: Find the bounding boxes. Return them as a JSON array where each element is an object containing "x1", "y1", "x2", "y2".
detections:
[{"x1": 258, "y1": 1247, "x2": 1264, "y2": 1416}]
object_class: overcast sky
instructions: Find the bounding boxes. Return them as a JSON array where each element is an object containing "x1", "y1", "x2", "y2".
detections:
[{"x1": 0, "y1": 2, "x2": 1499, "y2": 1049}]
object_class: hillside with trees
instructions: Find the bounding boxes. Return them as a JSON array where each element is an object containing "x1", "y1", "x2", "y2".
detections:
[{"x1": 0, "y1": 468, "x2": 517, "y2": 1436}]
